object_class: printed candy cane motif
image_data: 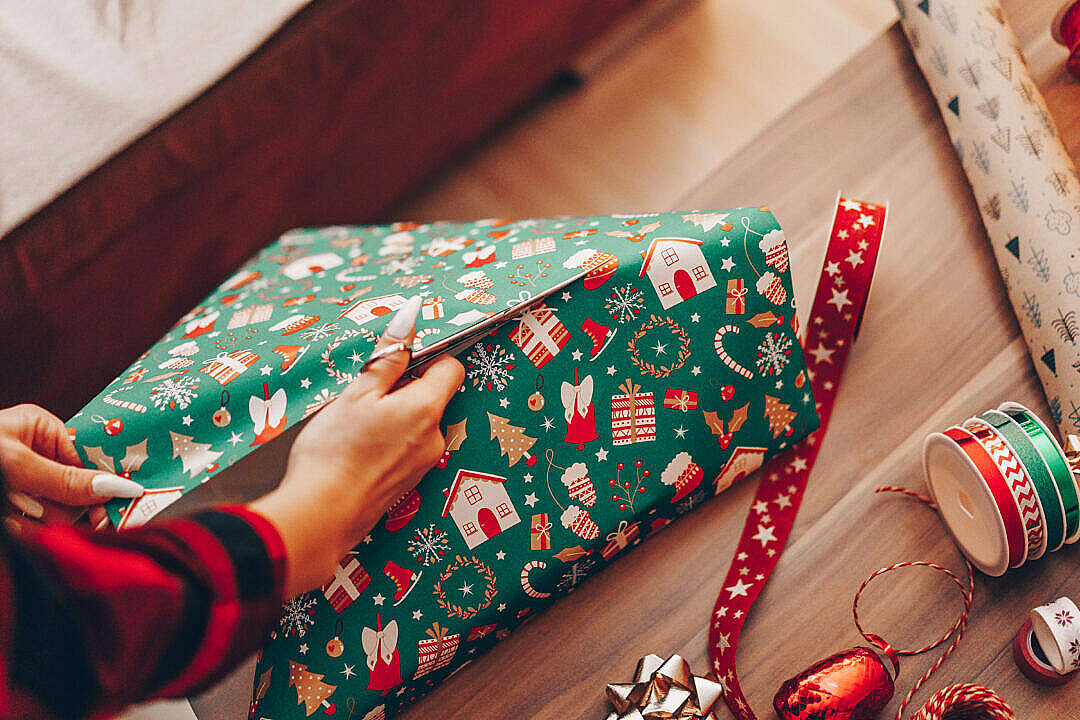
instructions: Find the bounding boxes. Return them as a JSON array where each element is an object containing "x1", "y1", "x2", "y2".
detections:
[
  {"x1": 713, "y1": 325, "x2": 754, "y2": 379},
  {"x1": 412, "y1": 327, "x2": 441, "y2": 351},
  {"x1": 520, "y1": 561, "x2": 551, "y2": 599},
  {"x1": 103, "y1": 387, "x2": 147, "y2": 414}
]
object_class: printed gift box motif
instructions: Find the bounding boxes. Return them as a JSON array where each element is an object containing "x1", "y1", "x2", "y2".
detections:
[{"x1": 68, "y1": 208, "x2": 817, "y2": 720}]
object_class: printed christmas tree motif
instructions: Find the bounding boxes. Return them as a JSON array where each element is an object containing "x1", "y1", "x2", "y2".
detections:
[
  {"x1": 279, "y1": 594, "x2": 318, "y2": 638},
  {"x1": 971, "y1": 141, "x2": 990, "y2": 174},
  {"x1": 604, "y1": 283, "x2": 646, "y2": 324},
  {"x1": 1007, "y1": 180, "x2": 1029, "y2": 213},
  {"x1": 755, "y1": 332, "x2": 793, "y2": 376},
  {"x1": 1018, "y1": 128, "x2": 1043, "y2": 159},
  {"x1": 991, "y1": 53, "x2": 1012, "y2": 80},
  {"x1": 1047, "y1": 171, "x2": 1069, "y2": 197},
  {"x1": 1050, "y1": 396, "x2": 1063, "y2": 426},
  {"x1": 929, "y1": 45, "x2": 948, "y2": 76},
  {"x1": 1021, "y1": 293, "x2": 1041, "y2": 328},
  {"x1": 702, "y1": 403, "x2": 749, "y2": 448},
  {"x1": 83, "y1": 440, "x2": 149, "y2": 477},
  {"x1": 465, "y1": 343, "x2": 515, "y2": 392},
  {"x1": 1028, "y1": 247, "x2": 1051, "y2": 282},
  {"x1": 169, "y1": 431, "x2": 222, "y2": 478},
  {"x1": 957, "y1": 58, "x2": 981, "y2": 87},
  {"x1": 1005, "y1": 236, "x2": 1020, "y2": 260},
  {"x1": 1044, "y1": 348, "x2": 1057, "y2": 375},
  {"x1": 288, "y1": 660, "x2": 337, "y2": 716},
  {"x1": 763, "y1": 395, "x2": 796, "y2": 438},
  {"x1": 435, "y1": 419, "x2": 467, "y2": 469},
  {"x1": 487, "y1": 413, "x2": 537, "y2": 467},
  {"x1": 990, "y1": 126, "x2": 1011, "y2": 153},
  {"x1": 974, "y1": 97, "x2": 999, "y2": 121},
  {"x1": 937, "y1": 3, "x2": 959, "y2": 34},
  {"x1": 1052, "y1": 309, "x2": 1078, "y2": 343},
  {"x1": 608, "y1": 460, "x2": 649, "y2": 512},
  {"x1": 149, "y1": 375, "x2": 200, "y2": 411}
]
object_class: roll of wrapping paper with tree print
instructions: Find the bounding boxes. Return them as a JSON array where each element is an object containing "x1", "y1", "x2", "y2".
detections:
[{"x1": 898, "y1": 0, "x2": 1080, "y2": 439}]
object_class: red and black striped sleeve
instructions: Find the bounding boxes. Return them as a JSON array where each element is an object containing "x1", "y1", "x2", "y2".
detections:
[{"x1": 0, "y1": 505, "x2": 285, "y2": 720}]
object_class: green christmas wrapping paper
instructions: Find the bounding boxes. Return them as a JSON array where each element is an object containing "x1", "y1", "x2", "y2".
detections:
[{"x1": 68, "y1": 207, "x2": 818, "y2": 718}]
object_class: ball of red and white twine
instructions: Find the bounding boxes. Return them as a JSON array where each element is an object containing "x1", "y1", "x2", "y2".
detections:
[{"x1": 858, "y1": 488, "x2": 1016, "y2": 720}]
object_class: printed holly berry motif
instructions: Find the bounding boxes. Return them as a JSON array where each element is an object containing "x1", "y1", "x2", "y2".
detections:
[
  {"x1": 507, "y1": 259, "x2": 552, "y2": 287},
  {"x1": 288, "y1": 660, "x2": 337, "y2": 715},
  {"x1": 609, "y1": 460, "x2": 649, "y2": 512},
  {"x1": 465, "y1": 343, "x2": 515, "y2": 392}
]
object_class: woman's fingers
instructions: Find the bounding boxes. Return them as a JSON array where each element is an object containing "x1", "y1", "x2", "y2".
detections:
[
  {"x1": 3, "y1": 445, "x2": 143, "y2": 506},
  {"x1": 88, "y1": 505, "x2": 112, "y2": 532},
  {"x1": 395, "y1": 354, "x2": 465, "y2": 412},
  {"x1": 1, "y1": 404, "x2": 82, "y2": 466},
  {"x1": 345, "y1": 295, "x2": 421, "y2": 397}
]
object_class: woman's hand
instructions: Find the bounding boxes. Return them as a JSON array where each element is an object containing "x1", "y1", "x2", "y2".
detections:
[
  {"x1": 0, "y1": 404, "x2": 144, "y2": 531},
  {"x1": 250, "y1": 296, "x2": 464, "y2": 596}
]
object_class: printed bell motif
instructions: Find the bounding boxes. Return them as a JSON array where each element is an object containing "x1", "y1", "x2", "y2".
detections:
[
  {"x1": 562, "y1": 368, "x2": 598, "y2": 450},
  {"x1": 363, "y1": 614, "x2": 402, "y2": 694}
]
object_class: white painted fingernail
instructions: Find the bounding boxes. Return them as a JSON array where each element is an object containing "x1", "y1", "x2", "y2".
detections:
[
  {"x1": 8, "y1": 492, "x2": 44, "y2": 519},
  {"x1": 92, "y1": 474, "x2": 144, "y2": 499},
  {"x1": 94, "y1": 516, "x2": 111, "y2": 532},
  {"x1": 386, "y1": 296, "x2": 422, "y2": 339}
]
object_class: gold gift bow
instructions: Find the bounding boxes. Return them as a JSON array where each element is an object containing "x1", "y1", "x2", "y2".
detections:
[
  {"x1": 726, "y1": 282, "x2": 747, "y2": 311},
  {"x1": 605, "y1": 654, "x2": 723, "y2": 720},
  {"x1": 605, "y1": 520, "x2": 633, "y2": 547},
  {"x1": 532, "y1": 517, "x2": 553, "y2": 547},
  {"x1": 667, "y1": 391, "x2": 693, "y2": 411},
  {"x1": 618, "y1": 379, "x2": 644, "y2": 443}
]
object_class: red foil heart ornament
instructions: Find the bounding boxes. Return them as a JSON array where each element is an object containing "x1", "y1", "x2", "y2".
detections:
[{"x1": 774, "y1": 645, "x2": 897, "y2": 720}]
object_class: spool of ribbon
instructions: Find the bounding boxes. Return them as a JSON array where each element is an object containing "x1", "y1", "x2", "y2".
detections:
[
  {"x1": 1029, "y1": 596, "x2": 1080, "y2": 676},
  {"x1": 1013, "y1": 618, "x2": 1074, "y2": 685},
  {"x1": 923, "y1": 402, "x2": 1080, "y2": 575},
  {"x1": 604, "y1": 654, "x2": 723, "y2": 720},
  {"x1": 1052, "y1": 1, "x2": 1080, "y2": 79}
]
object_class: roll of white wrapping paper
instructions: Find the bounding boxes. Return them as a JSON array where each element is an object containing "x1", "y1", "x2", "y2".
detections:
[{"x1": 898, "y1": 0, "x2": 1080, "y2": 440}]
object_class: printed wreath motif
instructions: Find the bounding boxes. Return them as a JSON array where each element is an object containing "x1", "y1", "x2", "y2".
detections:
[
  {"x1": 627, "y1": 315, "x2": 691, "y2": 378},
  {"x1": 321, "y1": 328, "x2": 378, "y2": 385},
  {"x1": 433, "y1": 555, "x2": 498, "y2": 620}
]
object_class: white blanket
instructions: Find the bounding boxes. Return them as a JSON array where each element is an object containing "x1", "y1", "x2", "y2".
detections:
[{"x1": 0, "y1": 0, "x2": 311, "y2": 236}]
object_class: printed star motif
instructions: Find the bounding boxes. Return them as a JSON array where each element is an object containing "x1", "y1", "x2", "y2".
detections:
[
  {"x1": 752, "y1": 524, "x2": 777, "y2": 547},
  {"x1": 736, "y1": 551, "x2": 748, "y2": 561},
  {"x1": 342, "y1": 664, "x2": 356, "y2": 679},
  {"x1": 496, "y1": 550, "x2": 506, "y2": 560},
  {"x1": 691, "y1": 366, "x2": 702, "y2": 376},
  {"x1": 299, "y1": 643, "x2": 309, "y2": 655},
  {"x1": 716, "y1": 633, "x2": 731, "y2": 653},
  {"x1": 845, "y1": 250, "x2": 864, "y2": 268},
  {"x1": 674, "y1": 425, "x2": 687, "y2": 439},
  {"x1": 228, "y1": 431, "x2": 244, "y2": 446},
  {"x1": 499, "y1": 397, "x2": 510, "y2": 408},
  {"x1": 572, "y1": 349, "x2": 584, "y2": 361},
  {"x1": 524, "y1": 493, "x2": 539, "y2": 507},
  {"x1": 825, "y1": 261, "x2": 841, "y2": 277},
  {"x1": 348, "y1": 350, "x2": 365, "y2": 365},
  {"x1": 412, "y1": 610, "x2": 423, "y2": 621},
  {"x1": 373, "y1": 593, "x2": 385, "y2": 606},
  {"x1": 651, "y1": 340, "x2": 668, "y2": 356},
  {"x1": 691, "y1": 313, "x2": 701, "y2": 323},
  {"x1": 841, "y1": 199, "x2": 862, "y2": 211},
  {"x1": 181, "y1": 415, "x2": 193, "y2": 426},
  {"x1": 791, "y1": 457, "x2": 807, "y2": 472},
  {"x1": 460, "y1": 582, "x2": 474, "y2": 596},
  {"x1": 542, "y1": 417, "x2": 554, "y2": 431},
  {"x1": 523, "y1": 473, "x2": 533, "y2": 483},
  {"x1": 808, "y1": 343, "x2": 835, "y2": 365},
  {"x1": 498, "y1": 603, "x2": 507, "y2": 611},
  {"x1": 827, "y1": 288, "x2": 852, "y2": 312},
  {"x1": 721, "y1": 257, "x2": 736, "y2": 271},
  {"x1": 715, "y1": 607, "x2": 728, "y2": 618},
  {"x1": 752, "y1": 500, "x2": 769, "y2": 515},
  {"x1": 561, "y1": 291, "x2": 572, "y2": 302},
  {"x1": 775, "y1": 492, "x2": 792, "y2": 509},
  {"x1": 858, "y1": 239, "x2": 869, "y2": 250},
  {"x1": 362, "y1": 535, "x2": 373, "y2": 544},
  {"x1": 726, "y1": 579, "x2": 752, "y2": 599},
  {"x1": 493, "y1": 261, "x2": 508, "y2": 269},
  {"x1": 837, "y1": 229, "x2": 848, "y2": 239},
  {"x1": 300, "y1": 378, "x2": 312, "y2": 389},
  {"x1": 858, "y1": 213, "x2": 875, "y2": 227},
  {"x1": 260, "y1": 364, "x2": 273, "y2": 376},
  {"x1": 596, "y1": 447, "x2": 609, "y2": 461},
  {"x1": 606, "y1": 365, "x2": 617, "y2": 375}
]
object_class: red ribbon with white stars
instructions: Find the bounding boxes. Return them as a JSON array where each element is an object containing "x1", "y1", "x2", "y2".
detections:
[{"x1": 708, "y1": 196, "x2": 887, "y2": 719}]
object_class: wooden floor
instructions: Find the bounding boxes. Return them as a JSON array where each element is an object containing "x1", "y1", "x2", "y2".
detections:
[{"x1": 386, "y1": 1, "x2": 1080, "y2": 719}]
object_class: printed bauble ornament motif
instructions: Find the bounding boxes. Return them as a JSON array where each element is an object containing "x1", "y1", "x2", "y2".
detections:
[
  {"x1": 326, "y1": 621, "x2": 346, "y2": 658},
  {"x1": 528, "y1": 375, "x2": 545, "y2": 411},
  {"x1": 92, "y1": 415, "x2": 124, "y2": 436},
  {"x1": 384, "y1": 489, "x2": 421, "y2": 532},
  {"x1": 773, "y1": 646, "x2": 895, "y2": 720}
]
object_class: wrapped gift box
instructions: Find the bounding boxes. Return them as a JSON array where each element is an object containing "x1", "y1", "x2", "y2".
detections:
[{"x1": 68, "y1": 208, "x2": 817, "y2": 719}]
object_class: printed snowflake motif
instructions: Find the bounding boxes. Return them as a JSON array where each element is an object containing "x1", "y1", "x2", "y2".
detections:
[
  {"x1": 755, "y1": 331, "x2": 793, "y2": 377},
  {"x1": 279, "y1": 593, "x2": 318, "y2": 638},
  {"x1": 382, "y1": 256, "x2": 423, "y2": 275},
  {"x1": 301, "y1": 322, "x2": 340, "y2": 342},
  {"x1": 465, "y1": 342, "x2": 515, "y2": 392},
  {"x1": 604, "y1": 283, "x2": 646, "y2": 324},
  {"x1": 1055, "y1": 608, "x2": 1075, "y2": 627},
  {"x1": 150, "y1": 375, "x2": 199, "y2": 411},
  {"x1": 407, "y1": 523, "x2": 451, "y2": 567},
  {"x1": 556, "y1": 558, "x2": 598, "y2": 593}
]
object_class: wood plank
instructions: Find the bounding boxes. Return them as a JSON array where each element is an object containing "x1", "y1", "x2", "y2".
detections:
[{"x1": 395, "y1": 2, "x2": 1080, "y2": 719}]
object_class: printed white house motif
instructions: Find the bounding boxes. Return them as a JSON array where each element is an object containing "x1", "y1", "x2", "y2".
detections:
[
  {"x1": 441, "y1": 469, "x2": 521, "y2": 549},
  {"x1": 117, "y1": 486, "x2": 185, "y2": 529},
  {"x1": 638, "y1": 237, "x2": 717, "y2": 309},
  {"x1": 337, "y1": 294, "x2": 408, "y2": 326}
]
